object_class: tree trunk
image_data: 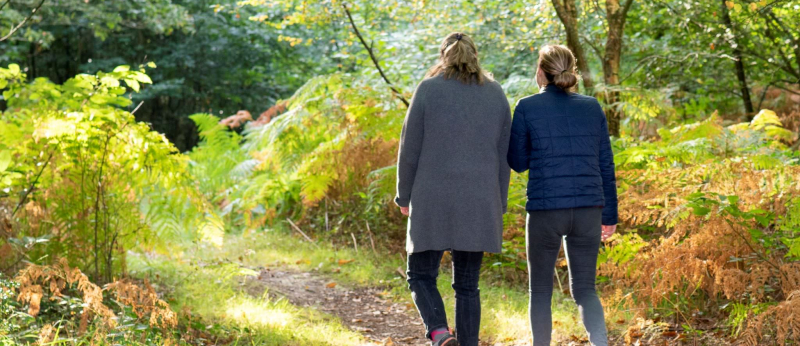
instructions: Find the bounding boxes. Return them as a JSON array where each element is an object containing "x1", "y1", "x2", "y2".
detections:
[
  {"x1": 720, "y1": 0, "x2": 755, "y2": 118},
  {"x1": 602, "y1": 0, "x2": 634, "y2": 137},
  {"x1": 551, "y1": 0, "x2": 594, "y2": 92}
]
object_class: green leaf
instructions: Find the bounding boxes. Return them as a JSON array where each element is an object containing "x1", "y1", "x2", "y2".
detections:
[
  {"x1": 132, "y1": 72, "x2": 153, "y2": 84},
  {"x1": 692, "y1": 206, "x2": 711, "y2": 216},
  {"x1": 125, "y1": 79, "x2": 141, "y2": 92},
  {"x1": 754, "y1": 215, "x2": 771, "y2": 227},
  {"x1": 0, "y1": 150, "x2": 11, "y2": 173},
  {"x1": 113, "y1": 65, "x2": 131, "y2": 73}
]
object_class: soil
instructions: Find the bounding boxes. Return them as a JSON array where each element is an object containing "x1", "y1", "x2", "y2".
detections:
[{"x1": 246, "y1": 267, "x2": 430, "y2": 346}]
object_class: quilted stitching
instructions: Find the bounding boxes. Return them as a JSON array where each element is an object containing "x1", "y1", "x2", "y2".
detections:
[{"x1": 507, "y1": 85, "x2": 619, "y2": 225}]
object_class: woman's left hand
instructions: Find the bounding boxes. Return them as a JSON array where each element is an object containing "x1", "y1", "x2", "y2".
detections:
[
  {"x1": 601, "y1": 224, "x2": 617, "y2": 241},
  {"x1": 400, "y1": 207, "x2": 410, "y2": 216}
]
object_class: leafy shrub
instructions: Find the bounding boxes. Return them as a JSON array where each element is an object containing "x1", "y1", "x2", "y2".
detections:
[
  {"x1": 603, "y1": 111, "x2": 800, "y2": 344},
  {"x1": 0, "y1": 64, "x2": 216, "y2": 282},
  {"x1": 188, "y1": 74, "x2": 407, "y2": 241}
]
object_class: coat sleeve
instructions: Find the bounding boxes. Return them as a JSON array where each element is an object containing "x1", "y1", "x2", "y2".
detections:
[
  {"x1": 597, "y1": 103, "x2": 619, "y2": 225},
  {"x1": 394, "y1": 83, "x2": 426, "y2": 207},
  {"x1": 507, "y1": 101, "x2": 530, "y2": 173},
  {"x1": 498, "y1": 101, "x2": 512, "y2": 214}
]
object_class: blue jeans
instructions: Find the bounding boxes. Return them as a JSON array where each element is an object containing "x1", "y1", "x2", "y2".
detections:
[
  {"x1": 526, "y1": 208, "x2": 608, "y2": 346},
  {"x1": 407, "y1": 250, "x2": 483, "y2": 346}
]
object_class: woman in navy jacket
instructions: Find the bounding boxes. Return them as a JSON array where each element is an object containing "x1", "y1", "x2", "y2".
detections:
[{"x1": 507, "y1": 45, "x2": 618, "y2": 346}]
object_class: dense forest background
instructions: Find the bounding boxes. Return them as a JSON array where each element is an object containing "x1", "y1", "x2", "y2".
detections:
[{"x1": 1, "y1": 0, "x2": 799, "y2": 345}]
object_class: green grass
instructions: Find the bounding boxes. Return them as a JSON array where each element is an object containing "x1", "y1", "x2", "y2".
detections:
[
  {"x1": 128, "y1": 238, "x2": 367, "y2": 346},
  {"x1": 130, "y1": 228, "x2": 625, "y2": 345}
]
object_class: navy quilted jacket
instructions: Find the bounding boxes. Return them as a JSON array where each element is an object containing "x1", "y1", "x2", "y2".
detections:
[{"x1": 507, "y1": 84, "x2": 618, "y2": 225}]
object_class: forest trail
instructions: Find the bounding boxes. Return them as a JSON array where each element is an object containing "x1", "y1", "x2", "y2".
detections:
[{"x1": 244, "y1": 268, "x2": 431, "y2": 346}]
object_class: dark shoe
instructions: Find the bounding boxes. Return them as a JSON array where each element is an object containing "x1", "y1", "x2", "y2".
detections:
[{"x1": 432, "y1": 329, "x2": 458, "y2": 346}]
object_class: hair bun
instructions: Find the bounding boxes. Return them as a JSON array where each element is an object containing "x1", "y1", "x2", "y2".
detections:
[
  {"x1": 537, "y1": 45, "x2": 580, "y2": 91},
  {"x1": 553, "y1": 70, "x2": 578, "y2": 90}
]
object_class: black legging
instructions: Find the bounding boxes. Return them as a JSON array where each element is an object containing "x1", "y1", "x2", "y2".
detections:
[{"x1": 526, "y1": 207, "x2": 608, "y2": 346}]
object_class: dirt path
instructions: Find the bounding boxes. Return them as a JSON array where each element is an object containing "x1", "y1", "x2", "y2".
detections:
[{"x1": 246, "y1": 267, "x2": 430, "y2": 346}]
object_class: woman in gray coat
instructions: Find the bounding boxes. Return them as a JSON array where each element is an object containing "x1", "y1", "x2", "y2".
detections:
[{"x1": 395, "y1": 32, "x2": 511, "y2": 346}]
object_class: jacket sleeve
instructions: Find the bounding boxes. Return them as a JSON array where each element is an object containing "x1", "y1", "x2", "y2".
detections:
[
  {"x1": 507, "y1": 101, "x2": 530, "y2": 173},
  {"x1": 498, "y1": 101, "x2": 512, "y2": 214},
  {"x1": 597, "y1": 103, "x2": 619, "y2": 225},
  {"x1": 394, "y1": 83, "x2": 426, "y2": 207}
]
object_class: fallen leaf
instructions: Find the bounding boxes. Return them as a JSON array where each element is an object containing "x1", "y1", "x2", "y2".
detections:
[
  {"x1": 616, "y1": 319, "x2": 626, "y2": 324},
  {"x1": 338, "y1": 259, "x2": 355, "y2": 265},
  {"x1": 661, "y1": 331, "x2": 678, "y2": 338},
  {"x1": 351, "y1": 319, "x2": 363, "y2": 323},
  {"x1": 382, "y1": 337, "x2": 395, "y2": 346},
  {"x1": 326, "y1": 282, "x2": 337, "y2": 288}
]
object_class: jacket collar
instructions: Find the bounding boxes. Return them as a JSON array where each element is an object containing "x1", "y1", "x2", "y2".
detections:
[{"x1": 543, "y1": 84, "x2": 568, "y2": 94}]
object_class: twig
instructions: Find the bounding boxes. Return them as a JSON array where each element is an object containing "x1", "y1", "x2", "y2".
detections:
[
  {"x1": 0, "y1": 0, "x2": 12, "y2": 12},
  {"x1": 724, "y1": 220, "x2": 788, "y2": 283},
  {"x1": 93, "y1": 132, "x2": 113, "y2": 282},
  {"x1": 555, "y1": 267, "x2": 565, "y2": 294},
  {"x1": 12, "y1": 151, "x2": 53, "y2": 217},
  {"x1": 757, "y1": 83, "x2": 772, "y2": 110},
  {"x1": 286, "y1": 218, "x2": 318, "y2": 247},
  {"x1": 341, "y1": 3, "x2": 409, "y2": 108},
  {"x1": 0, "y1": 0, "x2": 46, "y2": 42},
  {"x1": 130, "y1": 101, "x2": 144, "y2": 115},
  {"x1": 350, "y1": 232, "x2": 358, "y2": 254},
  {"x1": 324, "y1": 199, "x2": 329, "y2": 233},
  {"x1": 396, "y1": 267, "x2": 407, "y2": 279},
  {"x1": 365, "y1": 221, "x2": 376, "y2": 254}
]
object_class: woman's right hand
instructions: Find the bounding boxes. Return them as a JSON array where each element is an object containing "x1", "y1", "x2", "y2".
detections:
[
  {"x1": 400, "y1": 207, "x2": 410, "y2": 216},
  {"x1": 601, "y1": 224, "x2": 617, "y2": 241}
]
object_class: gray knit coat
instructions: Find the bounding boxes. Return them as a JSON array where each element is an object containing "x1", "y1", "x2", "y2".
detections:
[{"x1": 394, "y1": 75, "x2": 511, "y2": 254}]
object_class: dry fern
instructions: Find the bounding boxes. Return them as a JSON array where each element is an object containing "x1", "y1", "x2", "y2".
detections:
[
  {"x1": 602, "y1": 162, "x2": 800, "y2": 344},
  {"x1": 105, "y1": 279, "x2": 177, "y2": 330}
]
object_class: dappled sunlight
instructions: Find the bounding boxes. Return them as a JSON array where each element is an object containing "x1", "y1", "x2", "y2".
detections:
[
  {"x1": 225, "y1": 299, "x2": 294, "y2": 328},
  {"x1": 484, "y1": 306, "x2": 532, "y2": 344},
  {"x1": 198, "y1": 214, "x2": 225, "y2": 247},
  {"x1": 225, "y1": 296, "x2": 366, "y2": 345}
]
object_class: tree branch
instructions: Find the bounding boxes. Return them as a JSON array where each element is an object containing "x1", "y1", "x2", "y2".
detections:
[
  {"x1": 581, "y1": 34, "x2": 605, "y2": 61},
  {"x1": 342, "y1": 3, "x2": 409, "y2": 108},
  {"x1": 0, "y1": 0, "x2": 46, "y2": 42},
  {"x1": 770, "y1": 83, "x2": 800, "y2": 96},
  {"x1": 0, "y1": 0, "x2": 11, "y2": 12}
]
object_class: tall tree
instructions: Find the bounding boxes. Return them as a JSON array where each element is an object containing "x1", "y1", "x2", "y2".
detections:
[
  {"x1": 719, "y1": 0, "x2": 755, "y2": 116},
  {"x1": 602, "y1": 0, "x2": 635, "y2": 137},
  {"x1": 551, "y1": 0, "x2": 634, "y2": 136},
  {"x1": 550, "y1": 0, "x2": 594, "y2": 92}
]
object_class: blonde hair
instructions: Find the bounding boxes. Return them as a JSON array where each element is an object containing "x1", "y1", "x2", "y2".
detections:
[
  {"x1": 537, "y1": 45, "x2": 579, "y2": 91},
  {"x1": 426, "y1": 32, "x2": 493, "y2": 85}
]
